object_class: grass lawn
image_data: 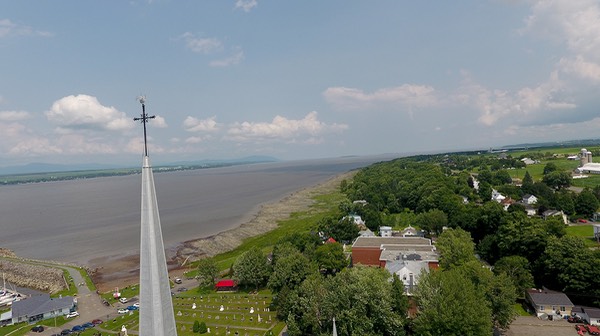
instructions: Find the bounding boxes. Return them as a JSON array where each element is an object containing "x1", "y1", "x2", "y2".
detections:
[
  {"x1": 565, "y1": 225, "x2": 600, "y2": 248},
  {"x1": 514, "y1": 303, "x2": 532, "y2": 317}
]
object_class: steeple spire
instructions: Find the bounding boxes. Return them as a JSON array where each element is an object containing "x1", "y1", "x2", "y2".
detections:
[
  {"x1": 136, "y1": 99, "x2": 178, "y2": 336},
  {"x1": 133, "y1": 96, "x2": 155, "y2": 156}
]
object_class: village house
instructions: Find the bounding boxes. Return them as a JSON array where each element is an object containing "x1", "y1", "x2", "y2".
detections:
[
  {"x1": 379, "y1": 226, "x2": 393, "y2": 237},
  {"x1": 522, "y1": 194, "x2": 538, "y2": 205},
  {"x1": 491, "y1": 189, "x2": 506, "y2": 203},
  {"x1": 526, "y1": 288, "x2": 574, "y2": 319},
  {"x1": 573, "y1": 307, "x2": 600, "y2": 326}
]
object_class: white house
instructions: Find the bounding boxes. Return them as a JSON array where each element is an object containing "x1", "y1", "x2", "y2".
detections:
[
  {"x1": 522, "y1": 194, "x2": 538, "y2": 205},
  {"x1": 379, "y1": 226, "x2": 393, "y2": 237},
  {"x1": 344, "y1": 214, "x2": 365, "y2": 227},
  {"x1": 385, "y1": 259, "x2": 430, "y2": 295},
  {"x1": 491, "y1": 189, "x2": 506, "y2": 203},
  {"x1": 521, "y1": 158, "x2": 536, "y2": 165},
  {"x1": 573, "y1": 307, "x2": 600, "y2": 326}
]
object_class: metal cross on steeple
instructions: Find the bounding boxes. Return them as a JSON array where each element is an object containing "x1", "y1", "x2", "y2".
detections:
[{"x1": 133, "y1": 96, "x2": 156, "y2": 157}]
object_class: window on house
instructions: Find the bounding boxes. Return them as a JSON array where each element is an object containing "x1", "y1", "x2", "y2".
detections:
[
  {"x1": 560, "y1": 306, "x2": 565, "y2": 311},
  {"x1": 539, "y1": 305, "x2": 544, "y2": 310},
  {"x1": 552, "y1": 306, "x2": 556, "y2": 311}
]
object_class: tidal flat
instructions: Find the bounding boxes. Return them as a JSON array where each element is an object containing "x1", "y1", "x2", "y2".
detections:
[{"x1": 0, "y1": 155, "x2": 394, "y2": 269}]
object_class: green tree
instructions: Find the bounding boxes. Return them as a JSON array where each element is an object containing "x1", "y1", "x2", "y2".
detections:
[
  {"x1": 414, "y1": 209, "x2": 447, "y2": 236},
  {"x1": 268, "y1": 250, "x2": 314, "y2": 292},
  {"x1": 436, "y1": 228, "x2": 477, "y2": 269},
  {"x1": 233, "y1": 247, "x2": 271, "y2": 290},
  {"x1": 493, "y1": 255, "x2": 534, "y2": 298},
  {"x1": 414, "y1": 269, "x2": 492, "y2": 336},
  {"x1": 542, "y1": 171, "x2": 572, "y2": 190},
  {"x1": 540, "y1": 236, "x2": 598, "y2": 294},
  {"x1": 522, "y1": 170, "x2": 533, "y2": 185},
  {"x1": 575, "y1": 189, "x2": 600, "y2": 217},
  {"x1": 314, "y1": 242, "x2": 347, "y2": 274},
  {"x1": 326, "y1": 267, "x2": 405, "y2": 336},
  {"x1": 196, "y1": 258, "x2": 219, "y2": 287},
  {"x1": 543, "y1": 162, "x2": 558, "y2": 175},
  {"x1": 318, "y1": 216, "x2": 360, "y2": 243},
  {"x1": 198, "y1": 321, "x2": 207, "y2": 334},
  {"x1": 554, "y1": 191, "x2": 575, "y2": 215},
  {"x1": 494, "y1": 170, "x2": 513, "y2": 185},
  {"x1": 390, "y1": 274, "x2": 409, "y2": 318},
  {"x1": 193, "y1": 320, "x2": 200, "y2": 333}
]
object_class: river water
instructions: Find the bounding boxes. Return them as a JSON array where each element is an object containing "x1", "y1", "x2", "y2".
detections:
[{"x1": 0, "y1": 155, "x2": 396, "y2": 266}]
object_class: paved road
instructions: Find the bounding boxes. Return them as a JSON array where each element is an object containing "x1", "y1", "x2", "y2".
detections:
[{"x1": 17, "y1": 262, "x2": 115, "y2": 336}]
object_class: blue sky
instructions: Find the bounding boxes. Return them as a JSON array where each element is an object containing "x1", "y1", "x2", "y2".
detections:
[{"x1": 1, "y1": 0, "x2": 600, "y2": 166}]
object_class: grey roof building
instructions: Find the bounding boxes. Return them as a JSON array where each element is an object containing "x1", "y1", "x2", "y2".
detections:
[
  {"x1": 10, "y1": 294, "x2": 74, "y2": 324},
  {"x1": 526, "y1": 288, "x2": 574, "y2": 318}
]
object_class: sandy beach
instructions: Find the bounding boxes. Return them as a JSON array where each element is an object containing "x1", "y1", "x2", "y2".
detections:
[{"x1": 90, "y1": 170, "x2": 356, "y2": 293}]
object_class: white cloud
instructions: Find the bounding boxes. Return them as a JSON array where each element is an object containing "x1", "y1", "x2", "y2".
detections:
[
  {"x1": 455, "y1": 71, "x2": 575, "y2": 126},
  {"x1": 152, "y1": 115, "x2": 168, "y2": 128},
  {"x1": 226, "y1": 111, "x2": 348, "y2": 142},
  {"x1": 8, "y1": 137, "x2": 62, "y2": 156},
  {"x1": 46, "y1": 94, "x2": 133, "y2": 132},
  {"x1": 209, "y1": 48, "x2": 244, "y2": 67},
  {"x1": 523, "y1": 1, "x2": 600, "y2": 81},
  {"x1": 179, "y1": 32, "x2": 223, "y2": 54},
  {"x1": 0, "y1": 19, "x2": 53, "y2": 38},
  {"x1": 234, "y1": 0, "x2": 257, "y2": 12},
  {"x1": 558, "y1": 56, "x2": 600, "y2": 82},
  {"x1": 323, "y1": 84, "x2": 438, "y2": 110},
  {"x1": 185, "y1": 136, "x2": 207, "y2": 144},
  {"x1": 183, "y1": 116, "x2": 220, "y2": 132},
  {"x1": 0, "y1": 111, "x2": 30, "y2": 121}
]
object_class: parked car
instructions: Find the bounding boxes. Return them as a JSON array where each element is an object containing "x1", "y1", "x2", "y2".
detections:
[
  {"x1": 133, "y1": 302, "x2": 140, "y2": 308},
  {"x1": 119, "y1": 297, "x2": 128, "y2": 304},
  {"x1": 102, "y1": 299, "x2": 110, "y2": 306},
  {"x1": 127, "y1": 305, "x2": 138, "y2": 311},
  {"x1": 31, "y1": 325, "x2": 44, "y2": 332},
  {"x1": 578, "y1": 219, "x2": 588, "y2": 223},
  {"x1": 174, "y1": 278, "x2": 182, "y2": 284},
  {"x1": 71, "y1": 325, "x2": 84, "y2": 332},
  {"x1": 65, "y1": 311, "x2": 79, "y2": 318},
  {"x1": 82, "y1": 322, "x2": 94, "y2": 329},
  {"x1": 568, "y1": 316, "x2": 583, "y2": 323},
  {"x1": 91, "y1": 319, "x2": 103, "y2": 325},
  {"x1": 118, "y1": 308, "x2": 128, "y2": 314},
  {"x1": 60, "y1": 329, "x2": 72, "y2": 335},
  {"x1": 587, "y1": 325, "x2": 600, "y2": 336},
  {"x1": 576, "y1": 324, "x2": 586, "y2": 332}
]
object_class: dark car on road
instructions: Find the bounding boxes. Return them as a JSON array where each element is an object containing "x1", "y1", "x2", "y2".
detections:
[
  {"x1": 82, "y1": 322, "x2": 94, "y2": 329},
  {"x1": 71, "y1": 325, "x2": 84, "y2": 332},
  {"x1": 60, "y1": 329, "x2": 72, "y2": 335},
  {"x1": 31, "y1": 325, "x2": 44, "y2": 332}
]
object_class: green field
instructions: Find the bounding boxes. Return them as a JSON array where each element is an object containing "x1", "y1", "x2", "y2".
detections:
[{"x1": 565, "y1": 224, "x2": 600, "y2": 248}]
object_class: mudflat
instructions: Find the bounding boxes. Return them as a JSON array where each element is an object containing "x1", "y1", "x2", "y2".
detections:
[{"x1": 91, "y1": 171, "x2": 355, "y2": 292}]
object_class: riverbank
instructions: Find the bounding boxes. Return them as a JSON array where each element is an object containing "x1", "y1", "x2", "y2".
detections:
[{"x1": 90, "y1": 170, "x2": 356, "y2": 293}]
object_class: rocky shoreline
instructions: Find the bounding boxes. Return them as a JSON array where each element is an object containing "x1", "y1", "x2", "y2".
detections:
[
  {"x1": 0, "y1": 248, "x2": 68, "y2": 294},
  {"x1": 90, "y1": 170, "x2": 356, "y2": 292}
]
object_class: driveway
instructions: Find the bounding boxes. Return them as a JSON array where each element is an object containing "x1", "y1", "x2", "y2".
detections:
[{"x1": 501, "y1": 316, "x2": 580, "y2": 336}]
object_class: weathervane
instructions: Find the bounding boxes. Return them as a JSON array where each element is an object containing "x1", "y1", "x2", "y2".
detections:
[{"x1": 133, "y1": 96, "x2": 155, "y2": 156}]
